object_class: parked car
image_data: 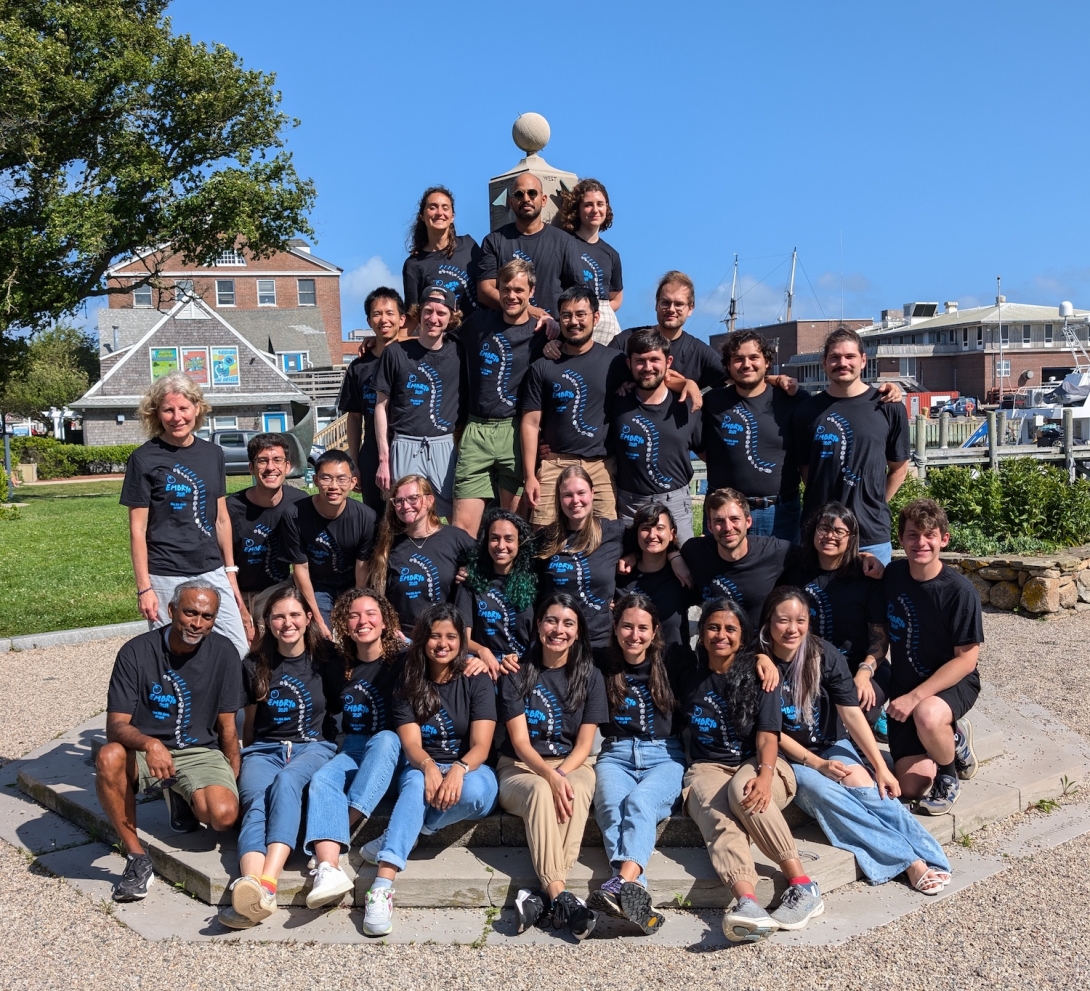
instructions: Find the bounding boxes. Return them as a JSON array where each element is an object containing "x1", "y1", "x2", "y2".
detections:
[
  {"x1": 937, "y1": 397, "x2": 980, "y2": 418},
  {"x1": 212, "y1": 430, "x2": 261, "y2": 474}
]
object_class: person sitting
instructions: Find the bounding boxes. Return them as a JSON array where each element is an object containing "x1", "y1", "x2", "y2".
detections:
[
  {"x1": 460, "y1": 507, "x2": 538, "y2": 678},
  {"x1": 681, "y1": 598, "x2": 822, "y2": 943},
  {"x1": 96, "y1": 580, "x2": 242, "y2": 902},
  {"x1": 756, "y1": 587, "x2": 952, "y2": 895},
  {"x1": 303, "y1": 588, "x2": 405, "y2": 909},
  {"x1": 219, "y1": 588, "x2": 340, "y2": 929},
  {"x1": 498, "y1": 593, "x2": 609, "y2": 939},
  {"x1": 357, "y1": 604, "x2": 498, "y2": 937},
  {"x1": 588, "y1": 593, "x2": 689, "y2": 934}
]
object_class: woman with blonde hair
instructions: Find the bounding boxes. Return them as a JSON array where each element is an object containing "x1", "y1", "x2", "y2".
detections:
[
  {"x1": 120, "y1": 371, "x2": 249, "y2": 654},
  {"x1": 558, "y1": 178, "x2": 623, "y2": 345}
]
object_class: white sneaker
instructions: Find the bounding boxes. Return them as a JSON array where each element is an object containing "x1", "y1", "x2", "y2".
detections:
[
  {"x1": 363, "y1": 886, "x2": 394, "y2": 936},
  {"x1": 306, "y1": 862, "x2": 354, "y2": 909},
  {"x1": 358, "y1": 833, "x2": 385, "y2": 865}
]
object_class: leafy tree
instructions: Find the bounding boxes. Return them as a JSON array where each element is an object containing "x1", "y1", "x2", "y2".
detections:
[
  {"x1": 0, "y1": 324, "x2": 98, "y2": 417},
  {"x1": 0, "y1": 0, "x2": 316, "y2": 342}
]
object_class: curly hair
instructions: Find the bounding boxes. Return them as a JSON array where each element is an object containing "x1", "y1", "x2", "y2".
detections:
[
  {"x1": 719, "y1": 329, "x2": 776, "y2": 366},
  {"x1": 464, "y1": 508, "x2": 537, "y2": 612},
  {"x1": 604, "y1": 593, "x2": 675, "y2": 716},
  {"x1": 405, "y1": 301, "x2": 463, "y2": 333},
  {"x1": 137, "y1": 372, "x2": 212, "y2": 438},
  {"x1": 407, "y1": 186, "x2": 458, "y2": 259},
  {"x1": 245, "y1": 586, "x2": 332, "y2": 703},
  {"x1": 369, "y1": 475, "x2": 443, "y2": 596},
  {"x1": 397, "y1": 603, "x2": 469, "y2": 723},
  {"x1": 558, "y1": 178, "x2": 614, "y2": 234},
  {"x1": 330, "y1": 587, "x2": 403, "y2": 679}
]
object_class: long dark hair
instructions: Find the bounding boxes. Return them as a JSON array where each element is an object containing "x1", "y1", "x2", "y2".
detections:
[
  {"x1": 758, "y1": 586, "x2": 822, "y2": 729},
  {"x1": 397, "y1": 603, "x2": 469, "y2": 722},
  {"x1": 407, "y1": 185, "x2": 458, "y2": 258},
  {"x1": 464, "y1": 507, "x2": 537, "y2": 611},
  {"x1": 694, "y1": 597, "x2": 763, "y2": 738},
  {"x1": 247, "y1": 586, "x2": 328, "y2": 702},
  {"x1": 799, "y1": 501, "x2": 862, "y2": 577},
  {"x1": 516, "y1": 593, "x2": 594, "y2": 713},
  {"x1": 330, "y1": 587, "x2": 402, "y2": 680},
  {"x1": 605, "y1": 593, "x2": 675, "y2": 715},
  {"x1": 632, "y1": 501, "x2": 680, "y2": 555}
]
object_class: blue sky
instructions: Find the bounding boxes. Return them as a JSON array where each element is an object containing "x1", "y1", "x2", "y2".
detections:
[{"x1": 88, "y1": 1, "x2": 1090, "y2": 342}]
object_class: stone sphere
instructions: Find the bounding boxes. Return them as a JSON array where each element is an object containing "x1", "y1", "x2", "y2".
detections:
[{"x1": 512, "y1": 113, "x2": 550, "y2": 153}]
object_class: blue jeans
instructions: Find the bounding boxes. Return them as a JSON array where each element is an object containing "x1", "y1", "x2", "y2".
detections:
[
  {"x1": 312, "y1": 586, "x2": 347, "y2": 629},
  {"x1": 594, "y1": 738, "x2": 686, "y2": 877},
  {"x1": 790, "y1": 739, "x2": 950, "y2": 884},
  {"x1": 860, "y1": 542, "x2": 893, "y2": 566},
  {"x1": 378, "y1": 762, "x2": 498, "y2": 871},
  {"x1": 303, "y1": 731, "x2": 402, "y2": 854},
  {"x1": 237, "y1": 740, "x2": 337, "y2": 859},
  {"x1": 748, "y1": 498, "x2": 801, "y2": 543}
]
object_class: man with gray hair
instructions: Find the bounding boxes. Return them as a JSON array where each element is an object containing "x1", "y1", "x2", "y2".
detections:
[{"x1": 96, "y1": 580, "x2": 243, "y2": 903}]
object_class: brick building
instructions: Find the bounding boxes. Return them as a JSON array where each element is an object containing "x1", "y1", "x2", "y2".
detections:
[{"x1": 709, "y1": 318, "x2": 872, "y2": 374}]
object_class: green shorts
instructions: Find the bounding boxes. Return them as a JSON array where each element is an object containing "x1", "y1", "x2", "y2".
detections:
[
  {"x1": 135, "y1": 745, "x2": 238, "y2": 800},
  {"x1": 453, "y1": 417, "x2": 523, "y2": 500}
]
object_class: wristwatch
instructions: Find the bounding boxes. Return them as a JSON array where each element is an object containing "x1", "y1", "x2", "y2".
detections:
[{"x1": 454, "y1": 759, "x2": 470, "y2": 773}]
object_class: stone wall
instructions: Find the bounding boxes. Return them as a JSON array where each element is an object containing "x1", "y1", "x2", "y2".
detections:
[{"x1": 940, "y1": 546, "x2": 1090, "y2": 614}]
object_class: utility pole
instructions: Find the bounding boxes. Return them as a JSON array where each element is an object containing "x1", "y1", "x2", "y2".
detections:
[
  {"x1": 997, "y1": 276, "x2": 1004, "y2": 407},
  {"x1": 785, "y1": 248, "x2": 797, "y2": 322}
]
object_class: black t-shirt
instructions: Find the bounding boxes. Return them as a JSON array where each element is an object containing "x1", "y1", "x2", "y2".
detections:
[
  {"x1": 537, "y1": 519, "x2": 626, "y2": 647},
  {"x1": 681, "y1": 534, "x2": 794, "y2": 630},
  {"x1": 498, "y1": 663, "x2": 609, "y2": 758},
  {"x1": 604, "y1": 657, "x2": 688, "y2": 741},
  {"x1": 120, "y1": 436, "x2": 226, "y2": 576},
  {"x1": 478, "y1": 223, "x2": 584, "y2": 315},
  {"x1": 574, "y1": 235, "x2": 623, "y2": 300},
  {"x1": 337, "y1": 350, "x2": 384, "y2": 454},
  {"x1": 774, "y1": 638, "x2": 858, "y2": 753},
  {"x1": 402, "y1": 235, "x2": 482, "y2": 317},
  {"x1": 106, "y1": 629, "x2": 242, "y2": 749},
  {"x1": 384, "y1": 525, "x2": 477, "y2": 633},
  {"x1": 460, "y1": 577, "x2": 536, "y2": 660},
  {"x1": 522, "y1": 344, "x2": 630, "y2": 458},
  {"x1": 611, "y1": 390, "x2": 702, "y2": 495},
  {"x1": 792, "y1": 388, "x2": 910, "y2": 546},
  {"x1": 243, "y1": 650, "x2": 337, "y2": 743},
  {"x1": 683, "y1": 662, "x2": 782, "y2": 765},
  {"x1": 281, "y1": 497, "x2": 376, "y2": 592},
  {"x1": 373, "y1": 338, "x2": 464, "y2": 437},
  {"x1": 701, "y1": 384, "x2": 808, "y2": 499},
  {"x1": 781, "y1": 562, "x2": 887, "y2": 672},
  {"x1": 884, "y1": 561, "x2": 984, "y2": 696},
  {"x1": 336, "y1": 655, "x2": 404, "y2": 737},
  {"x1": 455, "y1": 308, "x2": 545, "y2": 419},
  {"x1": 391, "y1": 671, "x2": 497, "y2": 762},
  {"x1": 611, "y1": 329, "x2": 726, "y2": 389},
  {"x1": 614, "y1": 564, "x2": 693, "y2": 650},
  {"x1": 227, "y1": 487, "x2": 308, "y2": 593}
]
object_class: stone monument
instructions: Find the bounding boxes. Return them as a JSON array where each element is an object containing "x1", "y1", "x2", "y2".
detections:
[{"x1": 488, "y1": 113, "x2": 579, "y2": 231}]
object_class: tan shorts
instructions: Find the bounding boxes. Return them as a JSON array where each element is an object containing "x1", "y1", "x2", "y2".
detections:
[{"x1": 532, "y1": 454, "x2": 617, "y2": 526}]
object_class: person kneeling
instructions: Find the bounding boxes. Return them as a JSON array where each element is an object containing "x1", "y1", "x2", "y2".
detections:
[
  {"x1": 357, "y1": 604, "x2": 498, "y2": 937},
  {"x1": 96, "y1": 580, "x2": 242, "y2": 902},
  {"x1": 219, "y1": 589, "x2": 340, "y2": 929}
]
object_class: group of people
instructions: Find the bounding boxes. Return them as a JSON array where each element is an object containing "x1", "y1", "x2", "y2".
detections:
[{"x1": 97, "y1": 175, "x2": 984, "y2": 945}]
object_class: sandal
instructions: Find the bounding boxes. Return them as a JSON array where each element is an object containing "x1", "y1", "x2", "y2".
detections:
[{"x1": 912, "y1": 868, "x2": 946, "y2": 896}]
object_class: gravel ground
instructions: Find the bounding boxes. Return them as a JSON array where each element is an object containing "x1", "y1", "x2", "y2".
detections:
[{"x1": 0, "y1": 616, "x2": 1089, "y2": 989}]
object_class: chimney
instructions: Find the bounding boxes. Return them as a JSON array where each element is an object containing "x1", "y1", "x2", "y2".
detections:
[
  {"x1": 112, "y1": 325, "x2": 120, "y2": 352},
  {"x1": 944, "y1": 301, "x2": 958, "y2": 314},
  {"x1": 287, "y1": 238, "x2": 311, "y2": 255}
]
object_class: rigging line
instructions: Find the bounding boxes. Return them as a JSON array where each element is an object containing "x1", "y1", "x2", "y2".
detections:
[
  {"x1": 796, "y1": 255, "x2": 828, "y2": 320},
  {"x1": 697, "y1": 254, "x2": 791, "y2": 337}
]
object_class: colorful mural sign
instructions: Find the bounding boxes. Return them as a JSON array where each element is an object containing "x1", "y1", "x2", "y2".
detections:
[
  {"x1": 149, "y1": 347, "x2": 179, "y2": 379},
  {"x1": 181, "y1": 347, "x2": 209, "y2": 385},
  {"x1": 211, "y1": 346, "x2": 240, "y2": 386}
]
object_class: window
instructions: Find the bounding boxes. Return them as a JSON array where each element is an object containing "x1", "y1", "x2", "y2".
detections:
[
  {"x1": 962, "y1": 328, "x2": 970, "y2": 351},
  {"x1": 212, "y1": 416, "x2": 238, "y2": 430},
  {"x1": 214, "y1": 249, "x2": 246, "y2": 266},
  {"x1": 1023, "y1": 324, "x2": 1032, "y2": 347},
  {"x1": 996, "y1": 359, "x2": 1011, "y2": 377},
  {"x1": 133, "y1": 284, "x2": 153, "y2": 307},
  {"x1": 216, "y1": 280, "x2": 235, "y2": 306},
  {"x1": 1045, "y1": 323, "x2": 1054, "y2": 345},
  {"x1": 257, "y1": 279, "x2": 276, "y2": 306},
  {"x1": 899, "y1": 357, "x2": 917, "y2": 378},
  {"x1": 977, "y1": 326, "x2": 984, "y2": 349},
  {"x1": 278, "y1": 351, "x2": 308, "y2": 373},
  {"x1": 297, "y1": 278, "x2": 316, "y2": 306},
  {"x1": 1000, "y1": 324, "x2": 1010, "y2": 346}
]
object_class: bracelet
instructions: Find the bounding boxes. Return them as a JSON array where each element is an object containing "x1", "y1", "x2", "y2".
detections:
[
  {"x1": 136, "y1": 587, "x2": 153, "y2": 597},
  {"x1": 224, "y1": 565, "x2": 239, "y2": 573},
  {"x1": 555, "y1": 767, "x2": 567, "y2": 777},
  {"x1": 420, "y1": 757, "x2": 436, "y2": 770},
  {"x1": 757, "y1": 762, "x2": 776, "y2": 774}
]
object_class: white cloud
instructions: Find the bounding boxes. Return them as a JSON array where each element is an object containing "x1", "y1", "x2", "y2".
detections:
[{"x1": 342, "y1": 256, "x2": 397, "y2": 304}]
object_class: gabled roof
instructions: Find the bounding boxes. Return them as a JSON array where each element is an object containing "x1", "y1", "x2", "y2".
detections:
[{"x1": 106, "y1": 241, "x2": 342, "y2": 277}]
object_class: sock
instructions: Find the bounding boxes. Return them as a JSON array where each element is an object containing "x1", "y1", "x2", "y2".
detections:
[
  {"x1": 370, "y1": 876, "x2": 393, "y2": 892},
  {"x1": 738, "y1": 893, "x2": 758, "y2": 903},
  {"x1": 937, "y1": 760, "x2": 957, "y2": 779},
  {"x1": 788, "y1": 875, "x2": 812, "y2": 887},
  {"x1": 259, "y1": 875, "x2": 277, "y2": 896}
]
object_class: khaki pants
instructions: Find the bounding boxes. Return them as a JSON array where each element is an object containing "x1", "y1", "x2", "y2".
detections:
[
  {"x1": 532, "y1": 454, "x2": 617, "y2": 526},
  {"x1": 497, "y1": 755, "x2": 596, "y2": 888},
  {"x1": 683, "y1": 757, "x2": 799, "y2": 889}
]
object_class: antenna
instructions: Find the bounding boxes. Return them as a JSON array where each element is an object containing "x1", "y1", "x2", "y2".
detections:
[
  {"x1": 785, "y1": 248, "x2": 797, "y2": 322},
  {"x1": 996, "y1": 276, "x2": 1004, "y2": 406},
  {"x1": 728, "y1": 254, "x2": 738, "y2": 333}
]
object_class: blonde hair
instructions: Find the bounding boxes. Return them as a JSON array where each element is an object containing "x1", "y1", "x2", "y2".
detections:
[
  {"x1": 137, "y1": 373, "x2": 212, "y2": 438},
  {"x1": 369, "y1": 475, "x2": 443, "y2": 595},
  {"x1": 536, "y1": 465, "x2": 603, "y2": 559}
]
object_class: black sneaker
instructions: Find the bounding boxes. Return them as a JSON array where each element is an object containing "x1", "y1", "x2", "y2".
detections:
[
  {"x1": 553, "y1": 889, "x2": 598, "y2": 940},
  {"x1": 619, "y1": 880, "x2": 664, "y2": 934},
  {"x1": 163, "y1": 788, "x2": 200, "y2": 833},
  {"x1": 586, "y1": 874, "x2": 625, "y2": 919},
  {"x1": 514, "y1": 887, "x2": 551, "y2": 934},
  {"x1": 112, "y1": 853, "x2": 155, "y2": 902}
]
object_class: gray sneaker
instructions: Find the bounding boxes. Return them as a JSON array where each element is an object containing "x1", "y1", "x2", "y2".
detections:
[
  {"x1": 918, "y1": 773, "x2": 961, "y2": 815},
  {"x1": 770, "y1": 881, "x2": 824, "y2": 930},
  {"x1": 721, "y1": 897, "x2": 778, "y2": 943},
  {"x1": 954, "y1": 718, "x2": 978, "y2": 780}
]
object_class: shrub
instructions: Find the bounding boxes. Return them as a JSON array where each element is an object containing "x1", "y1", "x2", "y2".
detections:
[
  {"x1": 0, "y1": 465, "x2": 7, "y2": 501},
  {"x1": 11, "y1": 437, "x2": 137, "y2": 479}
]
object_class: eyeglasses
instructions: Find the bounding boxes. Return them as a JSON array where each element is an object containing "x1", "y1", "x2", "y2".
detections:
[
  {"x1": 510, "y1": 189, "x2": 540, "y2": 200},
  {"x1": 657, "y1": 300, "x2": 691, "y2": 311},
  {"x1": 392, "y1": 494, "x2": 423, "y2": 507},
  {"x1": 316, "y1": 474, "x2": 352, "y2": 487},
  {"x1": 816, "y1": 524, "x2": 851, "y2": 539},
  {"x1": 253, "y1": 457, "x2": 286, "y2": 467}
]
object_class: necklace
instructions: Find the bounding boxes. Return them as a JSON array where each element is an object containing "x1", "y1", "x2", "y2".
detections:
[{"x1": 406, "y1": 525, "x2": 438, "y2": 549}]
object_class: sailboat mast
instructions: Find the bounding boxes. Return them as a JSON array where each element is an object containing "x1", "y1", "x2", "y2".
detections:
[
  {"x1": 785, "y1": 248, "x2": 797, "y2": 322},
  {"x1": 728, "y1": 254, "x2": 738, "y2": 333}
]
